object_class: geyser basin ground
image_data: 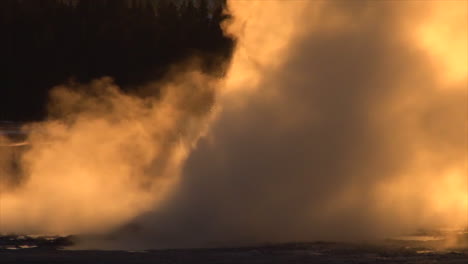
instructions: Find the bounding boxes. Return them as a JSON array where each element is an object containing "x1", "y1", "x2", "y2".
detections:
[{"x1": 1, "y1": 235, "x2": 467, "y2": 264}]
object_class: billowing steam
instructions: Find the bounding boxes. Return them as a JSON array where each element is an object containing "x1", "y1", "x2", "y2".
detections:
[
  {"x1": 1, "y1": 0, "x2": 467, "y2": 250},
  {"x1": 106, "y1": 0, "x2": 467, "y2": 249},
  {"x1": 0, "y1": 69, "x2": 219, "y2": 235}
]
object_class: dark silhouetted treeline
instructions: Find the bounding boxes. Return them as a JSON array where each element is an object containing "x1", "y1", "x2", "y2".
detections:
[{"x1": 0, "y1": 0, "x2": 234, "y2": 121}]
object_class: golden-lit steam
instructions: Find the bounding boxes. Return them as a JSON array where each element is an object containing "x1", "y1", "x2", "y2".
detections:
[
  {"x1": 219, "y1": 0, "x2": 468, "y2": 234},
  {"x1": 0, "y1": 0, "x2": 467, "y2": 248},
  {"x1": 228, "y1": 0, "x2": 468, "y2": 232},
  {"x1": 220, "y1": 1, "x2": 310, "y2": 102},
  {"x1": 373, "y1": 0, "x2": 468, "y2": 231},
  {"x1": 0, "y1": 72, "x2": 218, "y2": 235},
  {"x1": 412, "y1": 0, "x2": 467, "y2": 87},
  {"x1": 125, "y1": 0, "x2": 466, "y2": 248}
]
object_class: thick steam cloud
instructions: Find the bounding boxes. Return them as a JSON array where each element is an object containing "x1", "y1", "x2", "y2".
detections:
[{"x1": 104, "y1": 0, "x2": 467, "y2": 249}]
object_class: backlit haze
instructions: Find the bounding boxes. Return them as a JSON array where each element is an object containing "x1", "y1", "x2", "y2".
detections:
[{"x1": 0, "y1": 0, "x2": 467, "y2": 249}]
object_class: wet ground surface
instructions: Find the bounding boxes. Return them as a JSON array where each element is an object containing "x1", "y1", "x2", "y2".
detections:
[{"x1": 0, "y1": 236, "x2": 467, "y2": 264}]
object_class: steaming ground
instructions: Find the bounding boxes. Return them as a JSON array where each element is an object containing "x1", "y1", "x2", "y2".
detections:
[{"x1": 0, "y1": 0, "x2": 467, "y2": 254}]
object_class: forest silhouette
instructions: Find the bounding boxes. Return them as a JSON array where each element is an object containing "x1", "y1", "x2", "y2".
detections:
[{"x1": 0, "y1": 0, "x2": 234, "y2": 121}]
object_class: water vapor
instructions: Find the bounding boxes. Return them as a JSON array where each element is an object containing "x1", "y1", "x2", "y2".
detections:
[
  {"x1": 104, "y1": 0, "x2": 467, "y2": 249},
  {"x1": 0, "y1": 69, "x2": 219, "y2": 235},
  {"x1": 1, "y1": 0, "x2": 467, "y2": 250}
]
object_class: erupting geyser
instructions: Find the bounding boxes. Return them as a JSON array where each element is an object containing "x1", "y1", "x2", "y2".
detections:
[{"x1": 0, "y1": 0, "x2": 467, "y2": 250}]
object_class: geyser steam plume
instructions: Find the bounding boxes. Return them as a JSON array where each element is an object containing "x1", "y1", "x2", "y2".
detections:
[
  {"x1": 1, "y1": 0, "x2": 467, "y2": 249},
  {"x1": 111, "y1": 0, "x2": 467, "y2": 248}
]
